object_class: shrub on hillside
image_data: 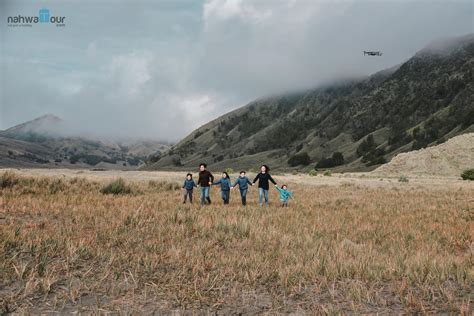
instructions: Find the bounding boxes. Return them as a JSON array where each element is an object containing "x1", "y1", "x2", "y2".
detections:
[
  {"x1": 315, "y1": 152, "x2": 345, "y2": 168},
  {"x1": 194, "y1": 130, "x2": 204, "y2": 139},
  {"x1": 214, "y1": 155, "x2": 224, "y2": 162},
  {"x1": 148, "y1": 152, "x2": 162, "y2": 164},
  {"x1": 365, "y1": 156, "x2": 387, "y2": 166},
  {"x1": 288, "y1": 152, "x2": 311, "y2": 167},
  {"x1": 83, "y1": 155, "x2": 103, "y2": 166},
  {"x1": 127, "y1": 157, "x2": 141, "y2": 166},
  {"x1": 309, "y1": 169, "x2": 317, "y2": 176},
  {"x1": 461, "y1": 169, "x2": 474, "y2": 181},
  {"x1": 171, "y1": 156, "x2": 183, "y2": 167},
  {"x1": 69, "y1": 155, "x2": 80, "y2": 164},
  {"x1": 357, "y1": 134, "x2": 376, "y2": 157},
  {"x1": 331, "y1": 152, "x2": 344, "y2": 166}
]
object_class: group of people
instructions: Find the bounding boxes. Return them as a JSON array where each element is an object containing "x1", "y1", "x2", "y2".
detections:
[{"x1": 182, "y1": 163, "x2": 293, "y2": 207}]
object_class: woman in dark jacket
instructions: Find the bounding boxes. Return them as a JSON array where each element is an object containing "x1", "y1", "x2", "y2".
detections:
[
  {"x1": 198, "y1": 163, "x2": 214, "y2": 205},
  {"x1": 253, "y1": 164, "x2": 277, "y2": 206}
]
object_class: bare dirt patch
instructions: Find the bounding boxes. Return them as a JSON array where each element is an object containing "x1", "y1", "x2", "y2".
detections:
[{"x1": 374, "y1": 133, "x2": 474, "y2": 177}]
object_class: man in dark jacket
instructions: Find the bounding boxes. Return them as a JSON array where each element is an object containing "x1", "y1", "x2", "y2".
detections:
[
  {"x1": 198, "y1": 163, "x2": 214, "y2": 205},
  {"x1": 253, "y1": 164, "x2": 277, "y2": 206}
]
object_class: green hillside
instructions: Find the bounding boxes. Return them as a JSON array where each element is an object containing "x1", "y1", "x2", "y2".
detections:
[{"x1": 144, "y1": 34, "x2": 474, "y2": 172}]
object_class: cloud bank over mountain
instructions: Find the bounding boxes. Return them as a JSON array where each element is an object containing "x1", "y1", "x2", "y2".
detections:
[{"x1": 1, "y1": 0, "x2": 472, "y2": 140}]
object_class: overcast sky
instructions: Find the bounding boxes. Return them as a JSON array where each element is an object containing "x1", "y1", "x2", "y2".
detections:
[{"x1": 0, "y1": 0, "x2": 472, "y2": 141}]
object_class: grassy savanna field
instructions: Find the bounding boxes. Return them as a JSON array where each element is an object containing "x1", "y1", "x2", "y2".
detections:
[{"x1": 0, "y1": 169, "x2": 472, "y2": 313}]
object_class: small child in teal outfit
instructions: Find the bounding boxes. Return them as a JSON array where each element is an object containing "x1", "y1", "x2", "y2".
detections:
[{"x1": 275, "y1": 184, "x2": 293, "y2": 207}]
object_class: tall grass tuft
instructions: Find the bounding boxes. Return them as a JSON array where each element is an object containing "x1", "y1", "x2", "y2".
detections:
[
  {"x1": 100, "y1": 178, "x2": 132, "y2": 195},
  {"x1": 148, "y1": 180, "x2": 181, "y2": 191},
  {"x1": 398, "y1": 175, "x2": 409, "y2": 183},
  {"x1": 460, "y1": 168, "x2": 474, "y2": 180},
  {"x1": 0, "y1": 171, "x2": 20, "y2": 188}
]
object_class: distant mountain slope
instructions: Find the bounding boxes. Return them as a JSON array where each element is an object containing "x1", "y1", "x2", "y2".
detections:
[
  {"x1": 0, "y1": 136, "x2": 54, "y2": 168},
  {"x1": 373, "y1": 133, "x2": 474, "y2": 177},
  {"x1": 0, "y1": 115, "x2": 169, "y2": 169},
  {"x1": 144, "y1": 34, "x2": 474, "y2": 172},
  {"x1": 1, "y1": 114, "x2": 63, "y2": 140}
]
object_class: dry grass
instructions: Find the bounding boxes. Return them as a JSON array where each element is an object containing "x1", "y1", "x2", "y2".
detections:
[{"x1": 0, "y1": 170, "x2": 472, "y2": 314}]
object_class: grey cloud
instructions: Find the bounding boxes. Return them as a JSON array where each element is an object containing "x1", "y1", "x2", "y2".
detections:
[{"x1": 1, "y1": 0, "x2": 472, "y2": 141}]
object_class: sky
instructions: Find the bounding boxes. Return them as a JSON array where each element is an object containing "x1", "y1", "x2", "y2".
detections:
[{"x1": 0, "y1": 0, "x2": 472, "y2": 141}]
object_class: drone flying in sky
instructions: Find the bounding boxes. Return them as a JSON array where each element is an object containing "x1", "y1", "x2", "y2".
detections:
[{"x1": 364, "y1": 51, "x2": 383, "y2": 56}]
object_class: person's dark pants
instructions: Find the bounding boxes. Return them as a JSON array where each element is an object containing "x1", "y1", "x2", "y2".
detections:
[
  {"x1": 183, "y1": 189, "x2": 193, "y2": 203},
  {"x1": 240, "y1": 189, "x2": 248, "y2": 206},
  {"x1": 221, "y1": 190, "x2": 230, "y2": 204}
]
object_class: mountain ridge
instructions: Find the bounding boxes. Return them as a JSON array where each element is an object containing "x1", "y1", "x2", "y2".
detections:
[
  {"x1": 0, "y1": 116, "x2": 170, "y2": 169},
  {"x1": 144, "y1": 33, "x2": 473, "y2": 172}
]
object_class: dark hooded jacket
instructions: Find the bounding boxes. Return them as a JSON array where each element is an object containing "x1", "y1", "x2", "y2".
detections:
[
  {"x1": 198, "y1": 170, "x2": 214, "y2": 187},
  {"x1": 253, "y1": 172, "x2": 276, "y2": 190}
]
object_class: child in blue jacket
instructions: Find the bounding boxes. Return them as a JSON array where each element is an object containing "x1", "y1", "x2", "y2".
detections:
[
  {"x1": 213, "y1": 172, "x2": 232, "y2": 205},
  {"x1": 231, "y1": 171, "x2": 253, "y2": 206},
  {"x1": 182, "y1": 173, "x2": 197, "y2": 204},
  {"x1": 275, "y1": 184, "x2": 293, "y2": 207}
]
